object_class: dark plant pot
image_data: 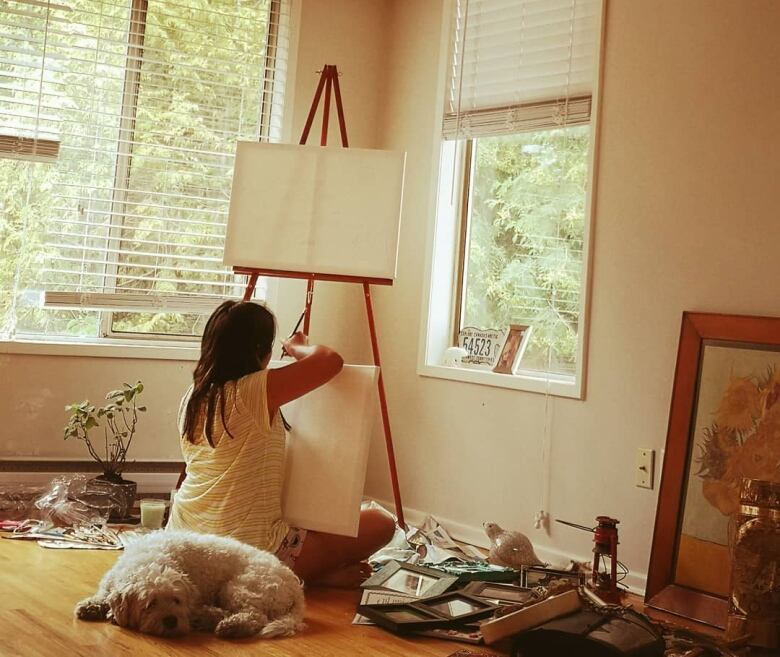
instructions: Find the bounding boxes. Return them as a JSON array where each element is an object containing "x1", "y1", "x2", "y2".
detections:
[{"x1": 86, "y1": 476, "x2": 137, "y2": 521}]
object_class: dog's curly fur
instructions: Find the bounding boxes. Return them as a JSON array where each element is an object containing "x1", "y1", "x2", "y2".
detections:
[{"x1": 74, "y1": 530, "x2": 305, "y2": 639}]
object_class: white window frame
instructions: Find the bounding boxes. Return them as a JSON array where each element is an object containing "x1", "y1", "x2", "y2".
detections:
[
  {"x1": 416, "y1": 1, "x2": 606, "y2": 399},
  {"x1": 2, "y1": 0, "x2": 290, "y2": 349},
  {"x1": 98, "y1": 0, "x2": 285, "y2": 342}
]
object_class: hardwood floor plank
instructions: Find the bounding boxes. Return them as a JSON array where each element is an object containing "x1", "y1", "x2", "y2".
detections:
[{"x1": 1, "y1": 538, "x2": 488, "y2": 657}]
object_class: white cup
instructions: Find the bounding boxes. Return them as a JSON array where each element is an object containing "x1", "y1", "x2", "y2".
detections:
[{"x1": 140, "y1": 499, "x2": 166, "y2": 529}]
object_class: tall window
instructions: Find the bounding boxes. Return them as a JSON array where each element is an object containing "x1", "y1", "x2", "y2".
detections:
[
  {"x1": 0, "y1": 0, "x2": 289, "y2": 341},
  {"x1": 439, "y1": 0, "x2": 601, "y2": 387},
  {"x1": 456, "y1": 127, "x2": 591, "y2": 377}
]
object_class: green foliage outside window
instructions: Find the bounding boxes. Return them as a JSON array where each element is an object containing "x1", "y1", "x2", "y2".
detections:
[
  {"x1": 0, "y1": 0, "x2": 273, "y2": 340},
  {"x1": 463, "y1": 125, "x2": 590, "y2": 376}
]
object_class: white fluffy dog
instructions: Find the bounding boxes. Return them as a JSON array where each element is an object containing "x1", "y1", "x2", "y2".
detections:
[{"x1": 75, "y1": 530, "x2": 305, "y2": 639}]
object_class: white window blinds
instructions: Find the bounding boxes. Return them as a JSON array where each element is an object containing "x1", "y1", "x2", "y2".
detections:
[
  {"x1": 0, "y1": 0, "x2": 67, "y2": 161},
  {"x1": 443, "y1": 0, "x2": 601, "y2": 139},
  {"x1": 1, "y1": 0, "x2": 289, "y2": 325}
]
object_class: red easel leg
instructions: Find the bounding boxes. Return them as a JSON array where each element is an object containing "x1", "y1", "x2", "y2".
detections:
[
  {"x1": 303, "y1": 278, "x2": 314, "y2": 335},
  {"x1": 299, "y1": 67, "x2": 329, "y2": 145},
  {"x1": 363, "y1": 282, "x2": 405, "y2": 529},
  {"x1": 320, "y1": 66, "x2": 332, "y2": 146},
  {"x1": 243, "y1": 273, "x2": 259, "y2": 301},
  {"x1": 331, "y1": 66, "x2": 349, "y2": 147}
]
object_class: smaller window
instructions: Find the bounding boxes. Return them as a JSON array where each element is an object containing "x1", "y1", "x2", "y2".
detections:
[
  {"x1": 418, "y1": 0, "x2": 602, "y2": 396},
  {"x1": 455, "y1": 126, "x2": 590, "y2": 379}
]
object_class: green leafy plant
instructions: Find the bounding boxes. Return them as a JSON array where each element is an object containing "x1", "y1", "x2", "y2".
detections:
[{"x1": 64, "y1": 381, "x2": 146, "y2": 483}]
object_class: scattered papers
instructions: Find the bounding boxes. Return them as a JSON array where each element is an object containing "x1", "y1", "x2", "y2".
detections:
[
  {"x1": 3, "y1": 520, "x2": 122, "y2": 549},
  {"x1": 460, "y1": 544, "x2": 488, "y2": 561},
  {"x1": 37, "y1": 539, "x2": 121, "y2": 550},
  {"x1": 418, "y1": 543, "x2": 460, "y2": 565},
  {"x1": 420, "y1": 515, "x2": 458, "y2": 549},
  {"x1": 370, "y1": 513, "x2": 491, "y2": 570},
  {"x1": 0, "y1": 519, "x2": 24, "y2": 532},
  {"x1": 118, "y1": 528, "x2": 155, "y2": 548}
]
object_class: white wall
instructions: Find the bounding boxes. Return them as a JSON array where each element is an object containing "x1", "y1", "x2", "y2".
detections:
[
  {"x1": 0, "y1": 351, "x2": 192, "y2": 460},
  {"x1": 364, "y1": 0, "x2": 780, "y2": 591}
]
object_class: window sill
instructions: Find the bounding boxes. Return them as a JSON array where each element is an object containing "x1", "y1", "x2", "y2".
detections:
[
  {"x1": 417, "y1": 363, "x2": 582, "y2": 399},
  {"x1": 0, "y1": 338, "x2": 200, "y2": 362}
]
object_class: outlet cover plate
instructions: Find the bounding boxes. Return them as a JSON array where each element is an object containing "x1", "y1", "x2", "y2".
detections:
[{"x1": 636, "y1": 448, "x2": 654, "y2": 489}]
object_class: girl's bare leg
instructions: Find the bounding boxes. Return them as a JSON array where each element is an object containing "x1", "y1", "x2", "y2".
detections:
[{"x1": 292, "y1": 508, "x2": 396, "y2": 586}]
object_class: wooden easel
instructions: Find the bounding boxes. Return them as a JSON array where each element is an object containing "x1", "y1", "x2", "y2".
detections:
[{"x1": 235, "y1": 65, "x2": 406, "y2": 529}]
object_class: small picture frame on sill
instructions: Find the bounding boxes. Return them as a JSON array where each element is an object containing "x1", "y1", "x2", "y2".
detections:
[
  {"x1": 492, "y1": 324, "x2": 532, "y2": 375},
  {"x1": 361, "y1": 560, "x2": 459, "y2": 598}
]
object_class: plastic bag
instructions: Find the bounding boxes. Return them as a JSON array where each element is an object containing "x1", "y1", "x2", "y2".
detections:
[{"x1": 33, "y1": 475, "x2": 122, "y2": 527}]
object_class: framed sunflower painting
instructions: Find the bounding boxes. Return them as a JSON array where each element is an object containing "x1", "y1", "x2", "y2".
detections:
[{"x1": 646, "y1": 312, "x2": 780, "y2": 628}]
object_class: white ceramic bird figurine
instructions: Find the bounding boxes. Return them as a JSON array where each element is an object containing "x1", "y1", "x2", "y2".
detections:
[{"x1": 484, "y1": 522, "x2": 544, "y2": 570}]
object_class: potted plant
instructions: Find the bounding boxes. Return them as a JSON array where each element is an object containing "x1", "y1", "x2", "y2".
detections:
[{"x1": 64, "y1": 381, "x2": 146, "y2": 520}]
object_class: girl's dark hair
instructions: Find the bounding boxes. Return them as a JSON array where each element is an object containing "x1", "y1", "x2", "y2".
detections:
[{"x1": 183, "y1": 300, "x2": 276, "y2": 446}]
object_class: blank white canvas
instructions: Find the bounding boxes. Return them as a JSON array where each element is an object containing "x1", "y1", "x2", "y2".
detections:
[
  {"x1": 224, "y1": 142, "x2": 405, "y2": 280},
  {"x1": 280, "y1": 363, "x2": 380, "y2": 537}
]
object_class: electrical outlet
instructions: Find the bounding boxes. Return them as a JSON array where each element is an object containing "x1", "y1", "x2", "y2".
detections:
[{"x1": 636, "y1": 448, "x2": 654, "y2": 489}]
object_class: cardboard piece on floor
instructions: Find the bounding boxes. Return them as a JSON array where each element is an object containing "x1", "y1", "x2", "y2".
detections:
[
  {"x1": 479, "y1": 589, "x2": 582, "y2": 644},
  {"x1": 281, "y1": 363, "x2": 380, "y2": 537}
]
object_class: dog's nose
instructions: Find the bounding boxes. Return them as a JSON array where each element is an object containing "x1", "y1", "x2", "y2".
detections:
[{"x1": 162, "y1": 615, "x2": 178, "y2": 630}]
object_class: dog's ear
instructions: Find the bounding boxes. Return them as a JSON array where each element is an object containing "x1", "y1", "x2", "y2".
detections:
[
  {"x1": 107, "y1": 586, "x2": 135, "y2": 627},
  {"x1": 168, "y1": 569, "x2": 196, "y2": 608}
]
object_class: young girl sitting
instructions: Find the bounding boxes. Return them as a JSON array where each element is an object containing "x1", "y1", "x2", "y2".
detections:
[{"x1": 167, "y1": 300, "x2": 396, "y2": 586}]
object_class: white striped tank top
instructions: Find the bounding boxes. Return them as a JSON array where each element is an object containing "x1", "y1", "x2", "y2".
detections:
[{"x1": 167, "y1": 369, "x2": 289, "y2": 552}]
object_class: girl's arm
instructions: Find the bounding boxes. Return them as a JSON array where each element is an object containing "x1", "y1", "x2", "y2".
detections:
[{"x1": 266, "y1": 332, "x2": 344, "y2": 413}]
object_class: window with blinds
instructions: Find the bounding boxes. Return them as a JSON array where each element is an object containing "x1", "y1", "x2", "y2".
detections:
[
  {"x1": 446, "y1": 0, "x2": 602, "y2": 379},
  {"x1": 0, "y1": 0, "x2": 289, "y2": 340}
]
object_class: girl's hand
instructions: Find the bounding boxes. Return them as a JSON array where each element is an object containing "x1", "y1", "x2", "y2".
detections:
[{"x1": 281, "y1": 332, "x2": 309, "y2": 360}]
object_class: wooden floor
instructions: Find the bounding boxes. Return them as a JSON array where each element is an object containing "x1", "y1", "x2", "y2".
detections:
[{"x1": 0, "y1": 538, "x2": 489, "y2": 657}]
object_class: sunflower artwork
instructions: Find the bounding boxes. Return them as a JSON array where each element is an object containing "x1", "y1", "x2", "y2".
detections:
[{"x1": 674, "y1": 343, "x2": 780, "y2": 598}]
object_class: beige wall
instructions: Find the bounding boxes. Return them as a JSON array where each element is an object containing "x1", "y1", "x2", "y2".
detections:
[
  {"x1": 363, "y1": 0, "x2": 780, "y2": 591},
  {"x1": 0, "y1": 352, "x2": 192, "y2": 460},
  {"x1": 3, "y1": 0, "x2": 780, "y2": 593},
  {"x1": 275, "y1": 0, "x2": 391, "y2": 358}
]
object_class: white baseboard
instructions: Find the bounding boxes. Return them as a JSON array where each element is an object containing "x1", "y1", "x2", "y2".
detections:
[
  {"x1": 376, "y1": 499, "x2": 647, "y2": 596},
  {"x1": 0, "y1": 471, "x2": 180, "y2": 494}
]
